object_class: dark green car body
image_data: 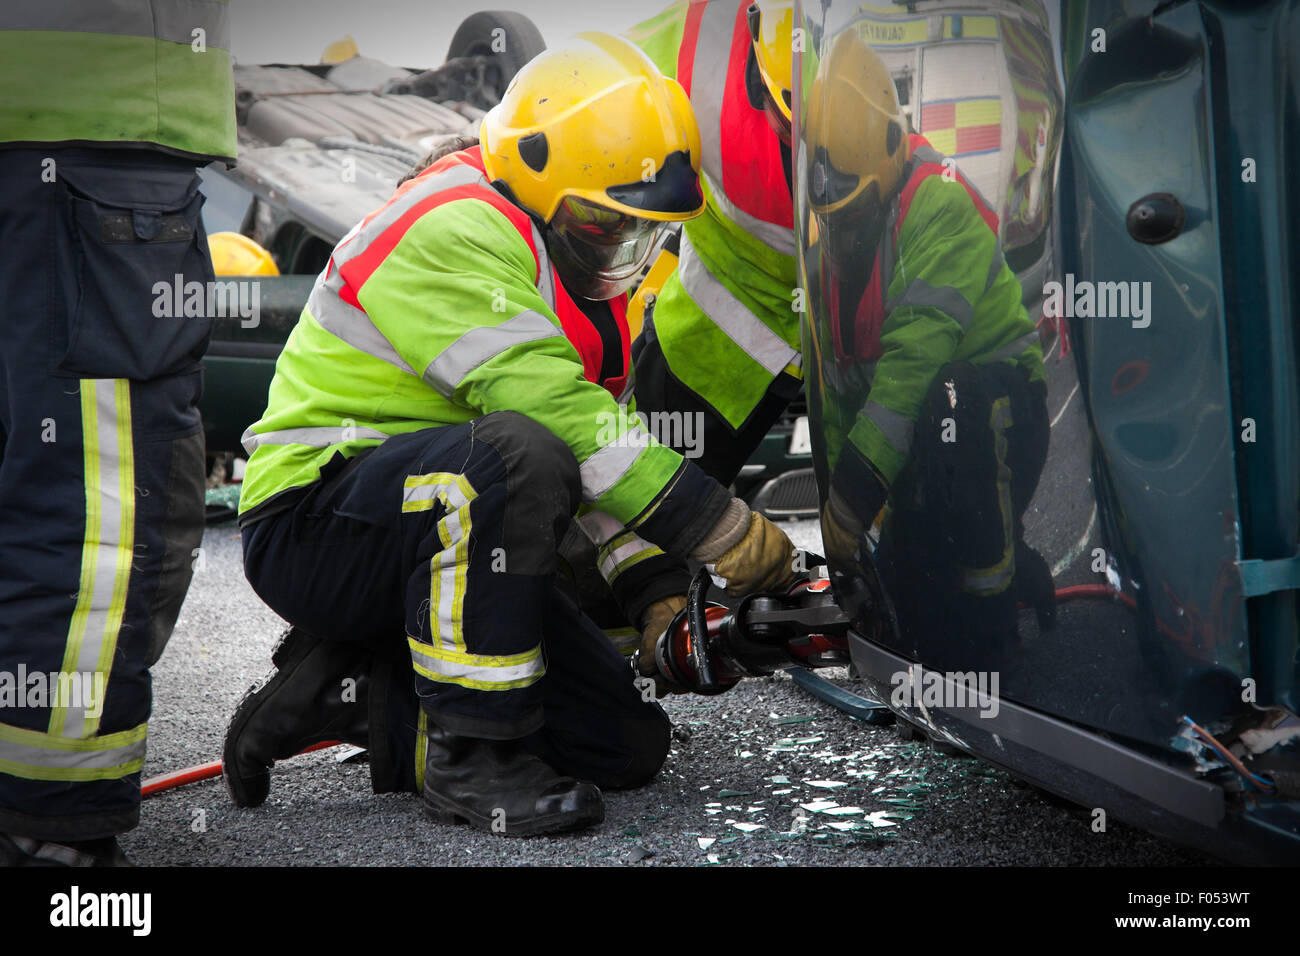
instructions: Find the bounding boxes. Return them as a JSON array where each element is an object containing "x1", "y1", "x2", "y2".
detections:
[{"x1": 800, "y1": 0, "x2": 1299, "y2": 862}]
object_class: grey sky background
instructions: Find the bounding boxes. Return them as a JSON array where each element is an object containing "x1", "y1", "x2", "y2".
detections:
[{"x1": 228, "y1": 0, "x2": 670, "y2": 68}]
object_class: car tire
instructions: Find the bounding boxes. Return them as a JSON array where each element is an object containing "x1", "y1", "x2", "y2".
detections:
[{"x1": 446, "y1": 11, "x2": 546, "y2": 95}]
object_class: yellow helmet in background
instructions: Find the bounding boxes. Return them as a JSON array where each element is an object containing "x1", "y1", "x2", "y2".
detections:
[
  {"x1": 805, "y1": 27, "x2": 910, "y2": 217},
  {"x1": 480, "y1": 31, "x2": 704, "y2": 299},
  {"x1": 748, "y1": 0, "x2": 794, "y2": 138},
  {"x1": 320, "y1": 35, "x2": 359, "y2": 64},
  {"x1": 208, "y1": 232, "x2": 279, "y2": 276}
]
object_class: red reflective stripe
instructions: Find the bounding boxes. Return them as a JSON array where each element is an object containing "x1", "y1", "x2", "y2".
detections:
[
  {"x1": 896, "y1": 135, "x2": 999, "y2": 238},
  {"x1": 829, "y1": 135, "x2": 1001, "y2": 362},
  {"x1": 828, "y1": 244, "x2": 884, "y2": 363},
  {"x1": 339, "y1": 156, "x2": 539, "y2": 297},
  {"x1": 677, "y1": 0, "x2": 709, "y2": 93},
  {"x1": 324, "y1": 143, "x2": 628, "y2": 392},
  {"x1": 552, "y1": 282, "x2": 632, "y2": 394},
  {"x1": 716, "y1": 1, "x2": 792, "y2": 228},
  {"x1": 340, "y1": 185, "x2": 516, "y2": 297},
  {"x1": 608, "y1": 294, "x2": 631, "y2": 397}
]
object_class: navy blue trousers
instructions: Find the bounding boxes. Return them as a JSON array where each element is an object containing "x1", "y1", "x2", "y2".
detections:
[
  {"x1": 0, "y1": 148, "x2": 211, "y2": 840},
  {"x1": 242, "y1": 412, "x2": 671, "y2": 792}
]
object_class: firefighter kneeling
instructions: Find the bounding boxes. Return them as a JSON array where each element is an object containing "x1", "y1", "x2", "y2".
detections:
[
  {"x1": 805, "y1": 29, "x2": 1056, "y2": 657},
  {"x1": 224, "y1": 34, "x2": 799, "y2": 836}
]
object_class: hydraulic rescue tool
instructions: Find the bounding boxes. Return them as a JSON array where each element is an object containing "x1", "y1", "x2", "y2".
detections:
[{"x1": 642, "y1": 564, "x2": 856, "y2": 694}]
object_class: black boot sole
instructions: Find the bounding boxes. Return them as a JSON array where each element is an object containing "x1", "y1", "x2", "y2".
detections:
[{"x1": 421, "y1": 790, "x2": 604, "y2": 837}]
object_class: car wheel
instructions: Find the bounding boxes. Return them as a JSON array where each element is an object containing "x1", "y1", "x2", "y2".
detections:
[{"x1": 446, "y1": 11, "x2": 546, "y2": 98}]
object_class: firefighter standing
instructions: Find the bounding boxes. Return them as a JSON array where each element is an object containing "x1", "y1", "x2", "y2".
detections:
[
  {"x1": 627, "y1": 0, "x2": 801, "y2": 484},
  {"x1": 0, "y1": 2, "x2": 236, "y2": 865},
  {"x1": 567, "y1": 0, "x2": 804, "y2": 679},
  {"x1": 225, "y1": 34, "x2": 801, "y2": 836},
  {"x1": 619, "y1": 2, "x2": 1053, "y2": 675}
]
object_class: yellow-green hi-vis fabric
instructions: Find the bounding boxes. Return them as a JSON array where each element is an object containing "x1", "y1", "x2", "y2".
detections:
[
  {"x1": 0, "y1": 1, "x2": 236, "y2": 162},
  {"x1": 629, "y1": 1, "x2": 802, "y2": 430}
]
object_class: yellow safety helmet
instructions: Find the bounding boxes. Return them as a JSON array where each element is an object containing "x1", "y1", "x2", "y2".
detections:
[
  {"x1": 320, "y1": 35, "x2": 359, "y2": 65},
  {"x1": 747, "y1": 0, "x2": 794, "y2": 141},
  {"x1": 804, "y1": 27, "x2": 910, "y2": 217},
  {"x1": 208, "y1": 232, "x2": 279, "y2": 276},
  {"x1": 480, "y1": 31, "x2": 705, "y2": 299}
]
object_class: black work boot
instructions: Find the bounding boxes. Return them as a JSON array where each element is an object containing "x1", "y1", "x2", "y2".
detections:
[
  {"x1": 421, "y1": 724, "x2": 604, "y2": 836},
  {"x1": 223, "y1": 628, "x2": 372, "y2": 808}
]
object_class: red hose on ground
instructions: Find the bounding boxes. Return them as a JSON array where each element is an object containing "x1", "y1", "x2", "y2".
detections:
[
  {"x1": 143, "y1": 588, "x2": 1144, "y2": 799},
  {"x1": 141, "y1": 740, "x2": 339, "y2": 797}
]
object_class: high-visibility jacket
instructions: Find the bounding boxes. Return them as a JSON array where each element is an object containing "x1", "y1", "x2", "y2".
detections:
[
  {"x1": 0, "y1": 1, "x2": 236, "y2": 162},
  {"x1": 628, "y1": 0, "x2": 800, "y2": 430},
  {"x1": 239, "y1": 147, "x2": 710, "y2": 539},
  {"x1": 816, "y1": 135, "x2": 1046, "y2": 486}
]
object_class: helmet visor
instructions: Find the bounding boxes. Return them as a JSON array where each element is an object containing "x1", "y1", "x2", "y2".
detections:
[
  {"x1": 808, "y1": 145, "x2": 862, "y2": 214},
  {"x1": 549, "y1": 196, "x2": 661, "y2": 282}
]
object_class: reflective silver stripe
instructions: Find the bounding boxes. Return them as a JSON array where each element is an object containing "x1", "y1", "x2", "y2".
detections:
[
  {"x1": 865, "y1": 401, "x2": 913, "y2": 457},
  {"x1": 684, "y1": 1, "x2": 795, "y2": 257},
  {"x1": 598, "y1": 531, "x2": 663, "y2": 581},
  {"x1": 530, "y1": 219, "x2": 556, "y2": 311},
  {"x1": 408, "y1": 640, "x2": 544, "y2": 688},
  {"x1": 687, "y1": 0, "x2": 735, "y2": 188},
  {"x1": 0, "y1": 721, "x2": 146, "y2": 776},
  {"x1": 8, "y1": 837, "x2": 89, "y2": 866},
  {"x1": 604, "y1": 628, "x2": 641, "y2": 658},
  {"x1": 307, "y1": 282, "x2": 415, "y2": 375},
  {"x1": 913, "y1": 143, "x2": 944, "y2": 166},
  {"x1": 961, "y1": 562, "x2": 1015, "y2": 593},
  {"x1": 702, "y1": 172, "x2": 797, "y2": 256},
  {"x1": 822, "y1": 358, "x2": 876, "y2": 395},
  {"x1": 331, "y1": 163, "x2": 488, "y2": 270},
  {"x1": 241, "y1": 424, "x2": 388, "y2": 454},
  {"x1": 677, "y1": 233, "x2": 799, "y2": 377},
  {"x1": 577, "y1": 510, "x2": 625, "y2": 547},
  {"x1": 885, "y1": 279, "x2": 975, "y2": 330},
  {"x1": 422, "y1": 310, "x2": 562, "y2": 396},
  {"x1": 0, "y1": 0, "x2": 231, "y2": 49},
  {"x1": 983, "y1": 329, "x2": 1040, "y2": 364},
  {"x1": 54, "y1": 380, "x2": 134, "y2": 739},
  {"x1": 580, "y1": 427, "x2": 653, "y2": 503},
  {"x1": 985, "y1": 237, "x2": 1005, "y2": 293},
  {"x1": 878, "y1": 203, "x2": 899, "y2": 299},
  {"x1": 314, "y1": 163, "x2": 548, "y2": 382}
]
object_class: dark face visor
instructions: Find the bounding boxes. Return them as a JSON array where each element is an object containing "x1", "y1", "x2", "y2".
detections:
[
  {"x1": 603, "y1": 150, "x2": 703, "y2": 216},
  {"x1": 546, "y1": 196, "x2": 664, "y2": 301}
]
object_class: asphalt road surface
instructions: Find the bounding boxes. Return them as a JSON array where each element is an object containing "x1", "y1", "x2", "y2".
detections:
[{"x1": 122, "y1": 511, "x2": 1216, "y2": 867}]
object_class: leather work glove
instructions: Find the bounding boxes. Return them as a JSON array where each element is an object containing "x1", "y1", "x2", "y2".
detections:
[
  {"x1": 820, "y1": 486, "x2": 865, "y2": 565},
  {"x1": 691, "y1": 498, "x2": 801, "y2": 597},
  {"x1": 635, "y1": 594, "x2": 687, "y2": 691}
]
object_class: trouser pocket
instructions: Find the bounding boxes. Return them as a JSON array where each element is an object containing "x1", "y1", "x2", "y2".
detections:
[{"x1": 49, "y1": 159, "x2": 213, "y2": 380}]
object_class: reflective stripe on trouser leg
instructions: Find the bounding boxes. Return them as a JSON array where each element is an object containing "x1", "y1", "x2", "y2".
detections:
[
  {"x1": 402, "y1": 471, "x2": 544, "y2": 691},
  {"x1": 394, "y1": 426, "x2": 565, "y2": 738},
  {"x1": 414, "y1": 708, "x2": 427, "y2": 793},
  {"x1": 958, "y1": 397, "x2": 1015, "y2": 595},
  {"x1": 0, "y1": 720, "x2": 147, "y2": 782},
  {"x1": 50, "y1": 379, "x2": 134, "y2": 740},
  {"x1": 0, "y1": 379, "x2": 147, "y2": 785}
]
